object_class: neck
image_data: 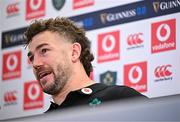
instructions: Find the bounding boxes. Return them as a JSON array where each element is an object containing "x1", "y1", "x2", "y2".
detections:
[{"x1": 52, "y1": 70, "x2": 95, "y2": 105}]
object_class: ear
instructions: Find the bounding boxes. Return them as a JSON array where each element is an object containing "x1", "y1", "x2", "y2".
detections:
[{"x1": 71, "y1": 42, "x2": 81, "y2": 63}]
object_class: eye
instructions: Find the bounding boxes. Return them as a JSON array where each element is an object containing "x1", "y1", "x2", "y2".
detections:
[{"x1": 41, "y1": 48, "x2": 48, "y2": 54}]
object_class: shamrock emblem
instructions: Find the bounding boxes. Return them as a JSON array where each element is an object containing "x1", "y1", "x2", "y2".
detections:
[{"x1": 89, "y1": 98, "x2": 102, "y2": 107}]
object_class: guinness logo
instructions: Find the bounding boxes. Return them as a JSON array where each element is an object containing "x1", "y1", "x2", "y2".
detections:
[
  {"x1": 52, "y1": 0, "x2": 65, "y2": 10},
  {"x1": 100, "y1": 13, "x2": 107, "y2": 24},
  {"x1": 153, "y1": 2, "x2": 160, "y2": 13},
  {"x1": 5, "y1": 34, "x2": 11, "y2": 44}
]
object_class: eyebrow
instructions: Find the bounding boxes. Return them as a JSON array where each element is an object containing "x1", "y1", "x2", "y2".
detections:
[{"x1": 27, "y1": 43, "x2": 49, "y2": 57}]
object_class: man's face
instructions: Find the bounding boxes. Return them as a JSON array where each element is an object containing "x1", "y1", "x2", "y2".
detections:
[{"x1": 27, "y1": 31, "x2": 73, "y2": 95}]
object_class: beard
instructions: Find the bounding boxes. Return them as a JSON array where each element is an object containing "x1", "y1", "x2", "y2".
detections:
[{"x1": 39, "y1": 63, "x2": 71, "y2": 95}]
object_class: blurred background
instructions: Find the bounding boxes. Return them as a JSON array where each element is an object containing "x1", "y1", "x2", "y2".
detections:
[{"x1": 0, "y1": 0, "x2": 180, "y2": 120}]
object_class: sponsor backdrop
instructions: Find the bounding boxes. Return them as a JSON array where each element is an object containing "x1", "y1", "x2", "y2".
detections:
[{"x1": 0, "y1": 0, "x2": 180, "y2": 120}]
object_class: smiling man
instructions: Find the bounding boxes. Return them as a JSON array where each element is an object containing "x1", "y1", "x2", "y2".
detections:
[{"x1": 24, "y1": 17, "x2": 147, "y2": 112}]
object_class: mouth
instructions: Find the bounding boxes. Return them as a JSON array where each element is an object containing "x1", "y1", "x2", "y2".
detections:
[{"x1": 38, "y1": 70, "x2": 52, "y2": 80}]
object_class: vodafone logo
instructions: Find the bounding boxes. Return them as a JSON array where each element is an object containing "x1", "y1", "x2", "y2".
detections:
[
  {"x1": 124, "y1": 61, "x2": 147, "y2": 92},
  {"x1": 98, "y1": 30, "x2": 120, "y2": 63},
  {"x1": 102, "y1": 34, "x2": 115, "y2": 52},
  {"x1": 24, "y1": 81, "x2": 43, "y2": 110},
  {"x1": 30, "y1": 0, "x2": 42, "y2": 10},
  {"x1": 156, "y1": 23, "x2": 170, "y2": 42},
  {"x1": 4, "y1": 90, "x2": 17, "y2": 106},
  {"x1": 151, "y1": 19, "x2": 176, "y2": 53},
  {"x1": 2, "y1": 50, "x2": 21, "y2": 81},
  {"x1": 127, "y1": 33, "x2": 143, "y2": 46},
  {"x1": 28, "y1": 83, "x2": 40, "y2": 100},
  {"x1": 26, "y1": 0, "x2": 45, "y2": 20},
  {"x1": 6, "y1": 54, "x2": 18, "y2": 71},
  {"x1": 128, "y1": 66, "x2": 142, "y2": 84}
]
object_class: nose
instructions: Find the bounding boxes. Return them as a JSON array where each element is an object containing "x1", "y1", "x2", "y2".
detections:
[{"x1": 32, "y1": 55, "x2": 43, "y2": 70}]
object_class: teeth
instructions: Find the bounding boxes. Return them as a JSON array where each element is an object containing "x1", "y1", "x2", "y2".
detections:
[
  {"x1": 40, "y1": 73, "x2": 45, "y2": 78},
  {"x1": 39, "y1": 71, "x2": 51, "y2": 79}
]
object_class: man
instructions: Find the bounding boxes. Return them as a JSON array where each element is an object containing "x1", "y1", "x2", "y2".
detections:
[{"x1": 24, "y1": 17, "x2": 147, "y2": 112}]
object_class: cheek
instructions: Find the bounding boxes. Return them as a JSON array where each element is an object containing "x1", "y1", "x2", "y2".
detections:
[
  {"x1": 33, "y1": 68, "x2": 38, "y2": 78},
  {"x1": 47, "y1": 52, "x2": 71, "y2": 70}
]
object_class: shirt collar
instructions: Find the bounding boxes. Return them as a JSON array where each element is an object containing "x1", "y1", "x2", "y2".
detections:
[{"x1": 50, "y1": 83, "x2": 108, "y2": 104}]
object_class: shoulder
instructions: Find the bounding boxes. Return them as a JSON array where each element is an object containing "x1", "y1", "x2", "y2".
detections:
[{"x1": 92, "y1": 84, "x2": 147, "y2": 100}]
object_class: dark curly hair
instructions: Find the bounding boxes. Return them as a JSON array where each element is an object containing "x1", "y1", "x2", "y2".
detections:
[{"x1": 24, "y1": 17, "x2": 94, "y2": 76}]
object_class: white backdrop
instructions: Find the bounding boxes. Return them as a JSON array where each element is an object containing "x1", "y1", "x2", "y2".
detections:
[{"x1": 0, "y1": 0, "x2": 180, "y2": 120}]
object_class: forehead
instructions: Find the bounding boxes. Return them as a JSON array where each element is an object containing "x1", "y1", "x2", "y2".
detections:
[{"x1": 28, "y1": 31, "x2": 65, "y2": 51}]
